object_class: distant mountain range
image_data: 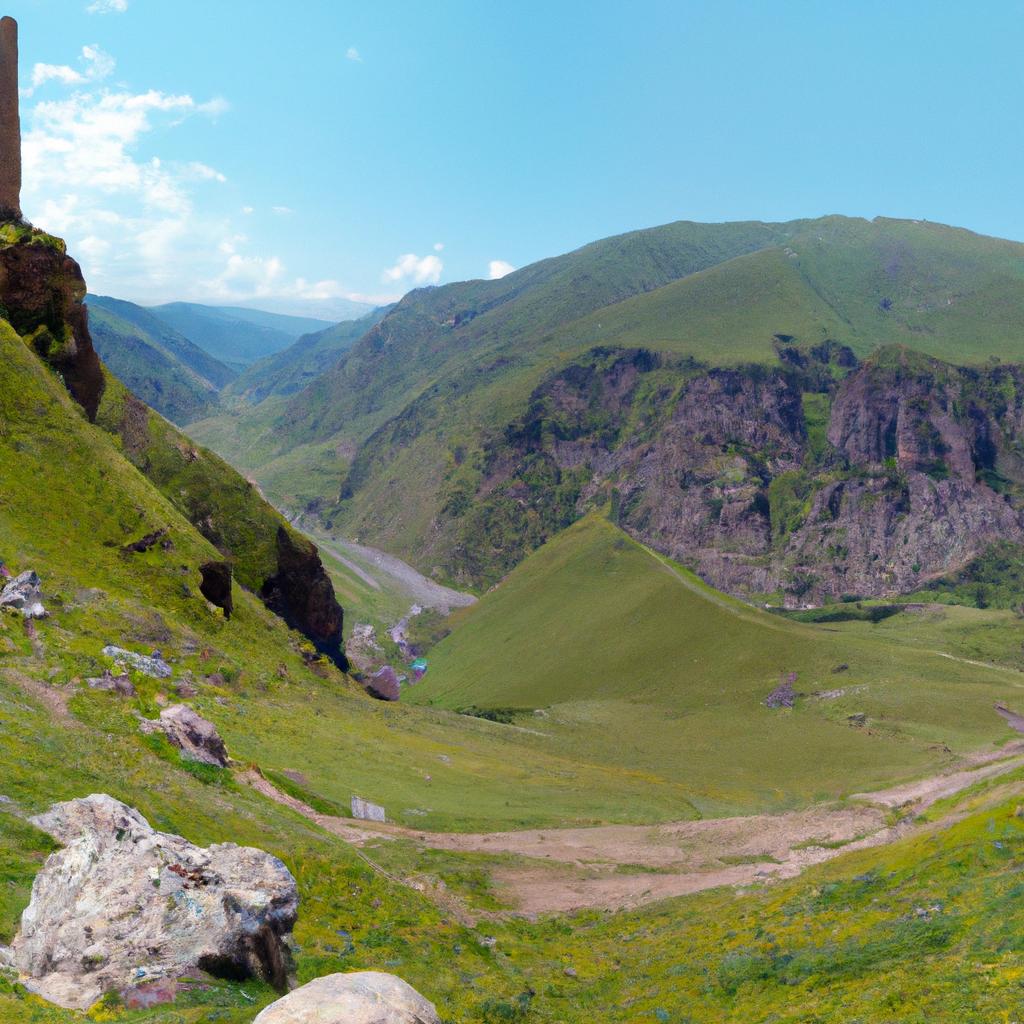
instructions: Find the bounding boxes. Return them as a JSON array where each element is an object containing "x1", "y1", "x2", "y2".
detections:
[{"x1": 86, "y1": 295, "x2": 377, "y2": 424}]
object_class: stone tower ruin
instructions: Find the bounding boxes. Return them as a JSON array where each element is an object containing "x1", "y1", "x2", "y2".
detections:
[{"x1": 0, "y1": 16, "x2": 20, "y2": 220}]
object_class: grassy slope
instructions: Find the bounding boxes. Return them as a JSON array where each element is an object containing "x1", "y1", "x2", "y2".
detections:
[
  {"x1": 148, "y1": 303, "x2": 335, "y2": 368},
  {"x1": 226, "y1": 307, "x2": 389, "y2": 403},
  {"x1": 0, "y1": 321, "x2": 711, "y2": 834},
  {"x1": 87, "y1": 295, "x2": 237, "y2": 389},
  {"x1": 188, "y1": 219, "x2": 801, "y2": 507},
  {"x1": 87, "y1": 303, "x2": 223, "y2": 424},
  {"x1": 410, "y1": 515, "x2": 1023, "y2": 816}
]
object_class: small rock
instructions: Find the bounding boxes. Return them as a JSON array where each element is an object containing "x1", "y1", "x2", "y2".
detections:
[
  {"x1": 85, "y1": 670, "x2": 136, "y2": 697},
  {"x1": 479, "y1": 936, "x2": 497, "y2": 948},
  {"x1": 102, "y1": 645, "x2": 171, "y2": 679},
  {"x1": 765, "y1": 672, "x2": 799, "y2": 709},
  {"x1": 173, "y1": 678, "x2": 198, "y2": 698},
  {"x1": 0, "y1": 571, "x2": 47, "y2": 619},
  {"x1": 253, "y1": 971, "x2": 439, "y2": 1023},
  {"x1": 847, "y1": 712, "x2": 868, "y2": 727},
  {"x1": 121, "y1": 527, "x2": 169, "y2": 554},
  {"x1": 139, "y1": 705, "x2": 228, "y2": 766},
  {"x1": 364, "y1": 666, "x2": 400, "y2": 702},
  {"x1": 832, "y1": 663, "x2": 850, "y2": 674},
  {"x1": 351, "y1": 796, "x2": 386, "y2": 823},
  {"x1": 563, "y1": 966, "x2": 577, "y2": 977}
]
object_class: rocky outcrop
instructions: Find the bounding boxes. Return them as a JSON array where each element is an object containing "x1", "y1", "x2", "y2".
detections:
[
  {"x1": 198, "y1": 559, "x2": 233, "y2": 618},
  {"x1": 8, "y1": 794, "x2": 298, "y2": 1010},
  {"x1": 0, "y1": 239, "x2": 104, "y2": 419},
  {"x1": 102, "y1": 644, "x2": 172, "y2": 679},
  {"x1": 609, "y1": 366, "x2": 806, "y2": 593},
  {"x1": 454, "y1": 343, "x2": 1024, "y2": 604},
  {"x1": 781, "y1": 351, "x2": 1024, "y2": 599},
  {"x1": 261, "y1": 526, "x2": 347, "y2": 668},
  {"x1": 253, "y1": 971, "x2": 439, "y2": 1024},
  {"x1": 139, "y1": 705, "x2": 228, "y2": 766}
]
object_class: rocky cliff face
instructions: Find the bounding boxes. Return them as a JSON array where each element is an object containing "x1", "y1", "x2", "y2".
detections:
[
  {"x1": 0, "y1": 223, "x2": 347, "y2": 665},
  {"x1": 0, "y1": 235, "x2": 104, "y2": 419},
  {"x1": 261, "y1": 526, "x2": 347, "y2": 668},
  {"x1": 450, "y1": 343, "x2": 1024, "y2": 604}
]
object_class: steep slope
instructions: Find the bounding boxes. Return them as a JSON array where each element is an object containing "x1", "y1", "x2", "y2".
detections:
[
  {"x1": 87, "y1": 301, "x2": 224, "y2": 423},
  {"x1": 0, "y1": 230, "x2": 346, "y2": 666},
  {"x1": 226, "y1": 306, "x2": 390, "y2": 403},
  {"x1": 148, "y1": 302, "x2": 337, "y2": 368},
  {"x1": 87, "y1": 294, "x2": 237, "y2": 389}
]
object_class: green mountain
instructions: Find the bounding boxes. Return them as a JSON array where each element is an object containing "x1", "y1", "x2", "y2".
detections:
[
  {"x1": 147, "y1": 302, "x2": 340, "y2": 368},
  {"x1": 409, "y1": 513, "x2": 1020, "y2": 814},
  {"x1": 225, "y1": 306, "x2": 390, "y2": 403},
  {"x1": 86, "y1": 299, "x2": 226, "y2": 421},
  {"x1": 188, "y1": 216, "x2": 1024, "y2": 605},
  {"x1": 88, "y1": 295, "x2": 238, "y2": 389}
]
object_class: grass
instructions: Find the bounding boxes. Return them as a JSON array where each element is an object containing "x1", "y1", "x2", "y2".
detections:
[{"x1": 409, "y1": 514, "x2": 1024, "y2": 817}]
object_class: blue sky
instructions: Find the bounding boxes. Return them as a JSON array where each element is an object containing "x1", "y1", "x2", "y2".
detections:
[{"x1": 10, "y1": 0, "x2": 1024, "y2": 315}]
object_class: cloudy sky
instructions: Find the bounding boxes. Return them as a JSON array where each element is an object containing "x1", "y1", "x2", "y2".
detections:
[{"x1": 10, "y1": 0, "x2": 1024, "y2": 315}]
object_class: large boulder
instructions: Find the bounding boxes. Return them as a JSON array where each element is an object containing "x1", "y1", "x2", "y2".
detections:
[
  {"x1": 253, "y1": 971, "x2": 439, "y2": 1024},
  {"x1": 9, "y1": 794, "x2": 298, "y2": 1010},
  {"x1": 139, "y1": 704, "x2": 228, "y2": 766}
]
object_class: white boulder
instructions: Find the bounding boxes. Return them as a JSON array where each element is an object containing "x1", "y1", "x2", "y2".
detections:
[
  {"x1": 9, "y1": 794, "x2": 298, "y2": 1010},
  {"x1": 253, "y1": 971, "x2": 440, "y2": 1023}
]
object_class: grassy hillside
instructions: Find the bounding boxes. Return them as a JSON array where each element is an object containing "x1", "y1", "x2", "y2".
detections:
[
  {"x1": 88, "y1": 295, "x2": 238, "y2": 389},
  {"x1": 87, "y1": 302, "x2": 224, "y2": 424},
  {"x1": 8, "y1": 258, "x2": 1024, "y2": 1021},
  {"x1": 148, "y1": 302, "x2": 337, "y2": 368},
  {"x1": 410, "y1": 514, "x2": 1024, "y2": 816},
  {"x1": 226, "y1": 306, "x2": 390, "y2": 403}
]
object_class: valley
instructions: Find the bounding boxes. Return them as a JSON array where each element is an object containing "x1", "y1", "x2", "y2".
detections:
[{"x1": 5, "y1": 158, "x2": 1024, "y2": 1024}]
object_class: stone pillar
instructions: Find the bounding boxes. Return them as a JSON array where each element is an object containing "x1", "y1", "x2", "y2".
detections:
[{"x1": 0, "y1": 16, "x2": 21, "y2": 220}]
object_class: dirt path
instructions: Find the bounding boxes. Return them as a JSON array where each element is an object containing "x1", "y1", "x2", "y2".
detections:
[
  {"x1": 315, "y1": 536, "x2": 477, "y2": 614},
  {"x1": 242, "y1": 743, "x2": 1024, "y2": 917}
]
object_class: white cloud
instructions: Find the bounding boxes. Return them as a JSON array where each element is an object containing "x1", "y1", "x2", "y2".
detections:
[
  {"x1": 488, "y1": 259, "x2": 515, "y2": 280},
  {"x1": 29, "y1": 44, "x2": 115, "y2": 94},
  {"x1": 86, "y1": 0, "x2": 128, "y2": 13},
  {"x1": 382, "y1": 252, "x2": 443, "y2": 286},
  {"x1": 345, "y1": 47, "x2": 362, "y2": 62},
  {"x1": 185, "y1": 161, "x2": 227, "y2": 183},
  {"x1": 272, "y1": 205, "x2": 293, "y2": 215},
  {"x1": 20, "y1": 45, "x2": 372, "y2": 312},
  {"x1": 433, "y1": 242, "x2": 444, "y2": 251},
  {"x1": 197, "y1": 96, "x2": 230, "y2": 117}
]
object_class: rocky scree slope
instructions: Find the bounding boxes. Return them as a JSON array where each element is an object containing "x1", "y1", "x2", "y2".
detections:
[{"x1": 0, "y1": 221, "x2": 347, "y2": 666}]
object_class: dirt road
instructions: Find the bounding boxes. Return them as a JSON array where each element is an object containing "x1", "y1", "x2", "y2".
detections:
[{"x1": 242, "y1": 742, "x2": 1024, "y2": 917}]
